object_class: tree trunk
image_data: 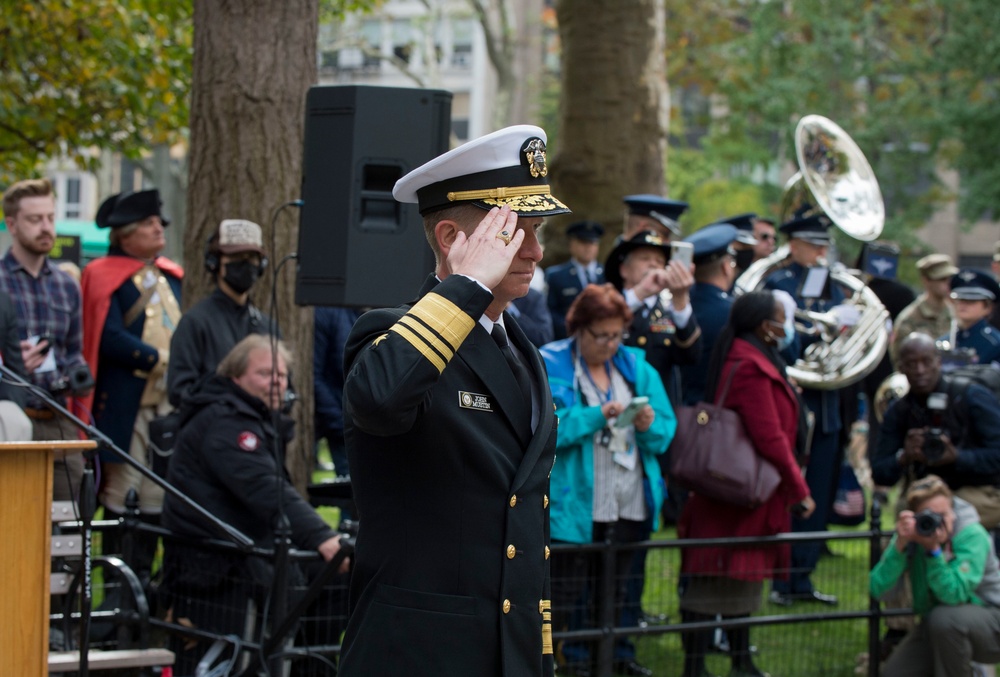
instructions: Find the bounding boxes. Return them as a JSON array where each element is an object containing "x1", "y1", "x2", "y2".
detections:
[
  {"x1": 548, "y1": 0, "x2": 668, "y2": 263},
  {"x1": 187, "y1": 0, "x2": 319, "y2": 491}
]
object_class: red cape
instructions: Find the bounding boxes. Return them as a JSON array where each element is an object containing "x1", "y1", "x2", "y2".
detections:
[{"x1": 78, "y1": 255, "x2": 184, "y2": 417}]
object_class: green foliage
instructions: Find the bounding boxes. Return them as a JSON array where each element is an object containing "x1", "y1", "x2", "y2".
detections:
[
  {"x1": 664, "y1": 0, "x2": 1000, "y2": 245},
  {"x1": 666, "y1": 148, "x2": 781, "y2": 234},
  {"x1": 0, "y1": 0, "x2": 192, "y2": 183},
  {"x1": 319, "y1": 0, "x2": 384, "y2": 22}
]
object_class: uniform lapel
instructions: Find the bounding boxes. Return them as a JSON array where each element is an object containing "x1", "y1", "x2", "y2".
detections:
[
  {"x1": 458, "y1": 322, "x2": 533, "y2": 447},
  {"x1": 505, "y1": 313, "x2": 556, "y2": 492}
]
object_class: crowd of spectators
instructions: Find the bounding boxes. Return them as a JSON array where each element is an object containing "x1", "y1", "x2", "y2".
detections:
[{"x1": 11, "y1": 123, "x2": 1000, "y2": 676}]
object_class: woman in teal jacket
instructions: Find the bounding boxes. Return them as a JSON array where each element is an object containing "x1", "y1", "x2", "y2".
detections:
[{"x1": 540, "y1": 283, "x2": 675, "y2": 674}]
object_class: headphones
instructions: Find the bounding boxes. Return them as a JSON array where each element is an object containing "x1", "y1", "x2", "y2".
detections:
[{"x1": 204, "y1": 234, "x2": 268, "y2": 276}]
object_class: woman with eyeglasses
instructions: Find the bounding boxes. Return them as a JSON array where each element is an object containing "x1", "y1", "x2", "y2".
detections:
[
  {"x1": 540, "y1": 283, "x2": 675, "y2": 675},
  {"x1": 678, "y1": 290, "x2": 814, "y2": 677},
  {"x1": 871, "y1": 474, "x2": 1000, "y2": 676}
]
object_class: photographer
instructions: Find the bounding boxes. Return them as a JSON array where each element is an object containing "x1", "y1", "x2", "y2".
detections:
[
  {"x1": 870, "y1": 475, "x2": 1000, "y2": 675},
  {"x1": 872, "y1": 333, "x2": 1000, "y2": 507}
]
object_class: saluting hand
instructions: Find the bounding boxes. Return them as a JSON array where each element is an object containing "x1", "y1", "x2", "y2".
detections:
[{"x1": 448, "y1": 206, "x2": 524, "y2": 291}]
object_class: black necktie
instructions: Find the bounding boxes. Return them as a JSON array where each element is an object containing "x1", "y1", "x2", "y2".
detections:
[{"x1": 491, "y1": 324, "x2": 533, "y2": 408}]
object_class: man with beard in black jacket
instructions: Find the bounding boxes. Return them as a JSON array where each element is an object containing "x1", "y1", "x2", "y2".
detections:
[{"x1": 161, "y1": 334, "x2": 347, "y2": 674}]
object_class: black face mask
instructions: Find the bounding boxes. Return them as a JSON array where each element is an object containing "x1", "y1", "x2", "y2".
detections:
[
  {"x1": 223, "y1": 259, "x2": 260, "y2": 294},
  {"x1": 735, "y1": 248, "x2": 755, "y2": 272}
]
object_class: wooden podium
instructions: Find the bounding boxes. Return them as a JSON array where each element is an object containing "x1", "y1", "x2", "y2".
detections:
[{"x1": 0, "y1": 440, "x2": 95, "y2": 676}]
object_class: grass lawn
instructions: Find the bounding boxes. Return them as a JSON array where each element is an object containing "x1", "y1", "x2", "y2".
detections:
[{"x1": 635, "y1": 523, "x2": 879, "y2": 677}]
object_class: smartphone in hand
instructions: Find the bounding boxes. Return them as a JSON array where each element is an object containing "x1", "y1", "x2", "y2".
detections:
[
  {"x1": 614, "y1": 396, "x2": 650, "y2": 428},
  {"x1": 670, "y1": 241, "x2": 694, "y2": 268}
]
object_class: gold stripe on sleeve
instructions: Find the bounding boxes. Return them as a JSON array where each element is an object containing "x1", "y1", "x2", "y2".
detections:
[
  {"x1": 398, "y1": 315, "x2": 455, "y2": 362},
  {"x1": 540, "y1": 599, "x2": 553, "y2": 654},
  {"x1": 408, "y1": 292, "x2": 476, "y2": 352},
  {"x1": 390, "y1": 323, "x2": 447, "y2": 374}
]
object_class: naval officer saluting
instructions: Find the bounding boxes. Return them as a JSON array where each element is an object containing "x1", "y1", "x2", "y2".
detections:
[{"x1": 340, "y1": 125, "x2": 568, "y2": 677}]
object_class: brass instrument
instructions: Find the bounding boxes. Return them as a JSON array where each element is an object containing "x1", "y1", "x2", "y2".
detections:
[
  {"x1": 874, "y1": 372, "x2": 910, "y2": 423},
  {"x1": 736, "y1": 115, "x2": 890, "y2": 389}
]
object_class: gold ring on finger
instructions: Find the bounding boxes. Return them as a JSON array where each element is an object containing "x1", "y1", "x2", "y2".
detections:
[{"x1": 496, "y1": 230, "x2": 513, "y2": 246}]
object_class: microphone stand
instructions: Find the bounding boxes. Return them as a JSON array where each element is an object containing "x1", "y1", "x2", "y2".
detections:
[{"x1": 0, "y1": 363, "x2": 254, "y2": 675}]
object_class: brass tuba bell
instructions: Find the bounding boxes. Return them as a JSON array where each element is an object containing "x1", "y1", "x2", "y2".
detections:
[{"x1": 736, "y1": 115, "x2": 890, "y2": 389}]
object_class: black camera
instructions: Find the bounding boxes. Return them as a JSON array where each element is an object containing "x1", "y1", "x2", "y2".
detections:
[
  {"x1": 922, "y1": 392, "x2": 949, "y2": 463},
  {"x1": 915, "y1": 509, "x2": 944, "y2": 537},
  {"x1": 50, "y1": 363, "x2": 95, "y2": 397},
  {"x1": 923, "y1": 427, "x2": 947, "y2": 463}
]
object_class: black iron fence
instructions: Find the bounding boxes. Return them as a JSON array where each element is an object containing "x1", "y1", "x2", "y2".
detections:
[{"x1": 71, "y1": 498, "x2": 914, "y2": 677}]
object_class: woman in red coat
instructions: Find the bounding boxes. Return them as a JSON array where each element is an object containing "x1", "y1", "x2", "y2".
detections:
[{"x1": 678, "y1": 291, "x2": 815, "y2": 677}]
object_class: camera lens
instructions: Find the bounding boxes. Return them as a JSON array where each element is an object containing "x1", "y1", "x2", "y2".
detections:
[{"x1": 915, "y1": 509, "x2": 943, "y2": 537}]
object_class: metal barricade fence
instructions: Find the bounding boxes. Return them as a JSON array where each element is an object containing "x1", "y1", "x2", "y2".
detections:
[
  {"x1": 549, "y1": 494, "x2": 908, "y2": 677},
  {"x1": 110, "y1": 501, "x2": 907, "y2": 677}
]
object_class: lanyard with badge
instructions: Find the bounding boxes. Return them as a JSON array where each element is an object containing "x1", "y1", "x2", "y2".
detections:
[{"x1": 575, "y1": 351, "x2": 638, "y2": 470}]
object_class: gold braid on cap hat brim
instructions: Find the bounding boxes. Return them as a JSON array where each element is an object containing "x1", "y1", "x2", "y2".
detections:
[{"x1": 447, "y1": 185, "x2": 554, "y2": 202}]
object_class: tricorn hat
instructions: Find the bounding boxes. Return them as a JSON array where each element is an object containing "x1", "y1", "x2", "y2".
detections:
[{"x1": 95, "y1": 189, "x2": 170, "y2": 229}]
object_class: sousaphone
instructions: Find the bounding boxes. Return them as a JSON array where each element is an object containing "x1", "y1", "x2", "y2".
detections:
[{"x1": 736, "y1": 115, "x2": 890, "y2": 389}]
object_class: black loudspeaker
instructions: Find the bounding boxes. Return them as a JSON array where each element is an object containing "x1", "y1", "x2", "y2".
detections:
[{"x1": 295, "y1": 85, "x2": 453, "y2": 308}]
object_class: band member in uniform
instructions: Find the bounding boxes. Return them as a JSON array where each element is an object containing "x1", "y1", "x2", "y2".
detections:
[
  {"x1": 764, "y1": 213, "x2": 841, "y2": 607},
  {"x1": 340, "y1": 125, "x2": 565, "y2": 677},
  {"x1": 752, "y1": 217, "x2": 777, "y2": 263},
  {"x1": 892, "y1": 254, "x2": 956, "y2": 363},
  {"x1": 712, "y1": 214, "x2": 758, "y2": 278},
  {"x1": 546, "y1": 220, "x2": 605, "y2": 340},
  {"x1": 623, "y1": 195, "x2": 688, "y2": 241},
  {"x1": 680, "y1": 223, "x2": 740, "y2": 406},
  {"x1": 942, "y1": 270, "x2": 1000, "y2": 366},
  {"x1": 81, "y1": 188, "x2": 182, "y2": 583}
]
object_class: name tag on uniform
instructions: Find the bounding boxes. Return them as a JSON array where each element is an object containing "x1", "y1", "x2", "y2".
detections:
[{"x1": 459, "y1": 391, "x2": 493, "y2": 412}]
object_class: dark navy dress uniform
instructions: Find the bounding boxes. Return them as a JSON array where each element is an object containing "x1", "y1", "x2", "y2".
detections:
[
  {"x1": 952, "y1": 318, "x2": 1000, "y2": 365},
  {"x1": 340, "y1": 123, "x2": 568, "y2": 677},
  {"x1": 546, "y1": 221, "x2": 606, "y2": 339},
  {"x1": 623, "y1": 294, "x2": 701, "y2": 404},
  {"x1": 679, "y1": 223, "x2": 741, "y2": 405},
  {"x1": 682, "y1": 282, "x2": 733, "y2": 405},
  {"x1": 545, "y1": 260, "x2": 604, "y2": 339},
  {"x1": 341, "y1": 275, "x2": 557, "y2": 677},
  {"x1": 946, "y1": 270, "x2": 1000, "y2": 365}
]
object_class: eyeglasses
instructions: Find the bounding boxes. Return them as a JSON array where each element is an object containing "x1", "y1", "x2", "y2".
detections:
[
  {"x1": 757, "y1": 233, "x2": 776, "y2": 242},
  {"x1": 585, "y1": 328, "x2": 625, "y2": 345}
]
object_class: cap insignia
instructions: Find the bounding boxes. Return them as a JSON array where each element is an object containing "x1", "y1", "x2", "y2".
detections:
[
  {"x1": 524, "y1": 138, "x2": 548, "y2": 178},
  {"x1": 960, "y1": 271, "x2": 976, "y2": 282}
]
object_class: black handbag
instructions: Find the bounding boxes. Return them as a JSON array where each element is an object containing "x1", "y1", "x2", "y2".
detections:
[{"x1": 669, "y1": 361, "x2": 782, "y2": 508}]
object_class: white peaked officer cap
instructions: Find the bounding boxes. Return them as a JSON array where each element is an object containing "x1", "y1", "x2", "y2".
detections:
[{"x1": 393, "y1": 125, "x2": 571, "y2": 217}]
